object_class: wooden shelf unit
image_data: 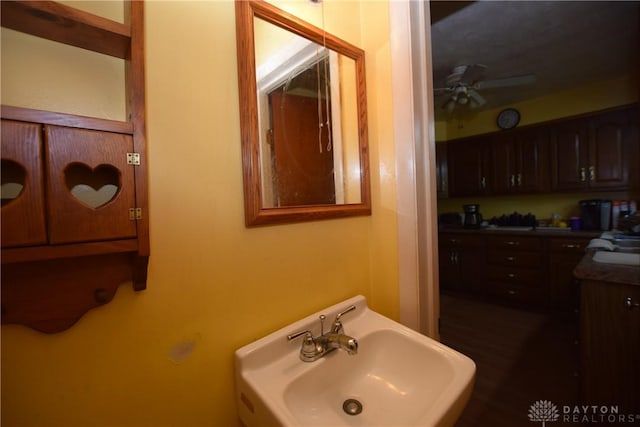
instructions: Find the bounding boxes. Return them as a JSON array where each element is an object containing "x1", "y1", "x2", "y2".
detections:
[{"x1": 1, "y1": 1, "x2": 148, "y2": 333}]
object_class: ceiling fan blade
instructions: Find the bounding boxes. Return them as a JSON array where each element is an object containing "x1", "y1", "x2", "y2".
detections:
[
  {"x1": 475, "y1": 74, "x2": 537, "y2": 90},
  {"x1": 460, "y1": 64, "x2": 487, "y2": 84},
  {"x1": 434, "y1": 87, "x2": 454, "y2": 95},
  {"x1": 467, "y1": 88, "x2": 486, "y2": 107}
]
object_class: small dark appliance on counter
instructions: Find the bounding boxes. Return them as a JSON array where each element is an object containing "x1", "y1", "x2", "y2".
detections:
[
  {"x1": 579, "y1": 199, "x2": 611, "y2": 231},
  {"x1": 463, "y1": 204, "x2": 483, "y2": 229}
]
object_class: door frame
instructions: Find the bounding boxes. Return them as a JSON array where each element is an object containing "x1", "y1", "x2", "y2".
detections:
[{"x1": 390, "y1": 0, "x2": 440, "y2": 338}]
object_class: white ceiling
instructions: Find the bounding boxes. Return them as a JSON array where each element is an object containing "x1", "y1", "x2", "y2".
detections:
[{"x1": 430, "y1": 1, "x2": 639, "y2": 120}]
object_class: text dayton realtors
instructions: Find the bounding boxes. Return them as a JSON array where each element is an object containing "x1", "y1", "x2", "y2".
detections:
[{"x1": 562, "y1": 405, "x2": 638, "y2": 423}]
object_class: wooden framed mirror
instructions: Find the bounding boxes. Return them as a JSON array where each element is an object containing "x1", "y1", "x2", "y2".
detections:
[{"x1": 236, "y1": 0, "x2": 371, "y2": 226}]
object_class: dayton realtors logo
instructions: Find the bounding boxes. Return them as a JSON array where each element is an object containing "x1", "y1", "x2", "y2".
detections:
[{"x1": 529, "y1": 400, "x2": 640, "y2": 425}]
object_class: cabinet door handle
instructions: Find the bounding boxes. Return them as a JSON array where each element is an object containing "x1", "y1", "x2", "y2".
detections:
[
  {"x1": 508, "y1": 289, "x2": 517, "y2": 295},
  {"x1": 517, "y1": 173, "x2": 522, "y2": 187},
  {"x1": 481, "y1": 176, "x2": 486, "y2": 189},
  {"x1": 510, "y1": 174, "x2": 515, "y2": 187},
  {"x1": 624, "y1": 297, "x2": 640, "y2": 310},
  {"x1": 449, "y1": 239, "x2": 458, "y2": 244},
  {"x1": 453, "y1": 252, "x2": 459, "y2": 264},
  {"x1": 589, "y1": 166, "x2": 595, "y2": 181},
  {"x1": 561, "y1": 244, "x2": 580, "y2": 249},
  {"x1": 507, "y1": 273, "x2": 516, "y2": 279},
  {"x1": 580, "y1": 167, "x2": 586, "y2": 182}
]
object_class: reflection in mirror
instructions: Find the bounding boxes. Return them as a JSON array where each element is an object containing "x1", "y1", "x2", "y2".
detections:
[
  {"x1": 254, "y1": 17, "x2": 361, "y2": 207},
  {"x1": 236, "y1": 0, "x2": 370, "y2": 226}
]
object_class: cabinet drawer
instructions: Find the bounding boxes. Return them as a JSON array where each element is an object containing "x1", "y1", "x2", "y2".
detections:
[
  {"x1": 486, "y1": 266, "x2": 544, "y2": 287},
  {"x1": 485, "y1": 281, "x2": 546, "y2": 305},
  {"x1": 550, "y1": 238, "x2": 589, "y2": 253},
  {"x1": 488, "y1": 236, "x2": 541, "y2": 251},
  {"x1": 439, "y1": 233, "x2": 485, "y2": 249},
  {"x1": 488, "y1": 251, "x2": 541, "y2": 267}
]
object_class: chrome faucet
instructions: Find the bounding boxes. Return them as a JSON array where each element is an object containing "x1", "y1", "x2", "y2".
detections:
[{"x1": 287, "y1": 305, "x2": 358, "y2": 362}]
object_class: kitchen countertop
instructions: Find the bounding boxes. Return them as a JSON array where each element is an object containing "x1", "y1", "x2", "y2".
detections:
[
  {"x1": 439, "y1": 226, "x2": 601, "y2": 238},
  {"x1": 574, "y1": 250, "x2": 640, "y2": 286}
]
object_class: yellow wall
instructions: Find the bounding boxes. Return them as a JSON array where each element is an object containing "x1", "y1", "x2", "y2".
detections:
[
  {"x1": 435, "y1": 75, "x2": 638, "y2": 141},
  {"x1": 0, "y1": 1, "x2": 399, "y2": 426},
  {"x1": 435, "y1": 76, "x2": 639, "y2": 220}
]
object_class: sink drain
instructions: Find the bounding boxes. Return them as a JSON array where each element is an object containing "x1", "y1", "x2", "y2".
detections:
[{"x1": 342, "y1": 398, "x2": 363, "y2": 416}]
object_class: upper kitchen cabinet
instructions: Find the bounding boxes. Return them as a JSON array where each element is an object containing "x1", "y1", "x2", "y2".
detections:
[
  {"x1": 588, "y1": 108, "x2": 638, "y2": 189},
  {"x1": 491, "y1": 126, "x2": 549, "y2": 194},
  {"x1": 447, "y1": 136, "x2": 492, "y2": 197},
  {"x1": 0, "y1": 1, "x2": 148, "y2": 333},
  {"x1": 551, "y1": 106, "x2": 638, "y2": 191}
]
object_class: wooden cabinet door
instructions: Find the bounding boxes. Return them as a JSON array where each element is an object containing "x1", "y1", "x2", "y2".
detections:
[
  {"x1": 516, "y1": 127, "x2": 549, "y2": 193},
  {"x1": 551, "y1": 118, "x2": 589, "y2": 191},
  {"x1": 492, "y1": 128, "x2": 548, "y2": 195},
  {"x1": 45, "y1": 125, "x2": 137, "y2": 244},
  {"x1": 548, "y1": 237, "x2": 589, "y2": 310},
  {"x1": 587, "y1": 109, "x2": 630, "y2": 189},
  {"x1": 438, "y1": 233, "x2": 485, "y2": 294},
  {"x1": 435, "y1": 142, "x2": 448, "y2": 198},
  {"x1": 1, "y1": 120, "x2": 47, "y2": 247},
  {"x1": 581, "y1": 281, "x2": 640, "y2": 410},
  {"x1": 491, "y1": 133, "x2": 516, "y2": 194},
  {"x1": 448, "y1": 138, "x2": 491, "y2": 196}
]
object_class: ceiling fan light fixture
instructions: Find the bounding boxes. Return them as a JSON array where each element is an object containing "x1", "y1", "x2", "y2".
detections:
[
  {"x1": 443, "y1": 98, "x2": 456, "y2": 113},
  {"x1": 468, "y1": 89, "x2": 487, "y2": 107}
]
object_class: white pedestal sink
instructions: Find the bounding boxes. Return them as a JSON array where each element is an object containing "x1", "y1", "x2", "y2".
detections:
[{"x1": 235, "y1": 295, "x2": 475, "y2": 427}]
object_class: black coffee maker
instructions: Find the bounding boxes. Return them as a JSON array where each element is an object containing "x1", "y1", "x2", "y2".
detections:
[{"x1": 463, "y1": 204, "x2": 483, "y2": 229}]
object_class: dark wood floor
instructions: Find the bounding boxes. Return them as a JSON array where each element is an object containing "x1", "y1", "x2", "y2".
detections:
[{"x1": 440, "y1": 294, "x2": 580, "y2": 427}]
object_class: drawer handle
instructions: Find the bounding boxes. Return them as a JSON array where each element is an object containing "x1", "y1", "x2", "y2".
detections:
[
  {"x1": 505, "y1": 241, "x2": 520, "y2": 246},
  {"x1": 507, "y1": 273, "x2": 516, "y2": 279},
  {"x1": 506, "y1": 256, "x2": 516, "y2": 261},
  {"x1": 449, "y1": 239, "x2": 458, "y2": 244},
  {"x1": 508, "y1": 290, "x2": 516, "y2": 295},
  {"x1": 561, "y1": 244, "x2": 580, "y2": 249},
  {"x1": 625, "y1": 297, "x2": 640, "y2": 310}
]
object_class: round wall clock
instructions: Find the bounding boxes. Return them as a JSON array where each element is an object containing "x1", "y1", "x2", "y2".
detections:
[{"x1": 497, "y1": 108, "x2": 521, "y2": 130}]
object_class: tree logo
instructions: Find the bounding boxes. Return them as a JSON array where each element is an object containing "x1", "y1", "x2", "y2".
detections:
[{"x1": 529, "y1": 400, "x2": 559, "y2": 426}]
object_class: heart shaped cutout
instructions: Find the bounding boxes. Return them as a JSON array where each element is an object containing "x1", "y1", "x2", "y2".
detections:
[
  {"x1": 1, "y1": 159, "x2": 26, "y2": 207},
  {"x1": 64, "y1": 163, "x2": 121, "y2": 209}
]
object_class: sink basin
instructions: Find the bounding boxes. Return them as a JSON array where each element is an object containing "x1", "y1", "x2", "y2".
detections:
[
  {"x1": 593, "y1": 251, "x2": 640, "y2": 266},
  {"x1": 613, "y1": 238, "x2": 640, "y2": 252},
  {"x1": 235, "y1": 295, "x2": 475, "y2": 427}
]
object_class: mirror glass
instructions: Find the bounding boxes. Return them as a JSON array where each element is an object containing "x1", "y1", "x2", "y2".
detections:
[{"x1": 236, "y1": 1, "x2": 371, "y2": 226}]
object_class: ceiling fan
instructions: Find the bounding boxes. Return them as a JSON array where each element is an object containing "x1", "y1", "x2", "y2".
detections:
[{"x1": 434, "y1": 64, "x2": 536, "y2": 113}]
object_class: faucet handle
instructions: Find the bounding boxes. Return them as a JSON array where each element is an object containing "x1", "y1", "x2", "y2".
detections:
[
  {"x1": 287, "y1": 330, "x2": 312, "y2": 341},
  {"x1": 332, "y1": 304, "x2": 356, "y2": 333},
  {"x1": 287, "y1": 330, "x2": 318, "y2": 362}
]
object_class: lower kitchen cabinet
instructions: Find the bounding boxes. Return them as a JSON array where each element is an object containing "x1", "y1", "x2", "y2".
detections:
[
  {"x1": 485, "y1": 235, "x2": 547, "y2": 306},
  {"x1": 438, "y1": 233, "x2": 485, "y2": 295},
  {"x1": 579, "y1": 279, "x2": 640, "y2": 410},
  {"x1": 438, "y1": 230, "x2": 598, "y2": 310},
  {"x1": 548, "y1": 237, "x2": 591, "y2": 310}
]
